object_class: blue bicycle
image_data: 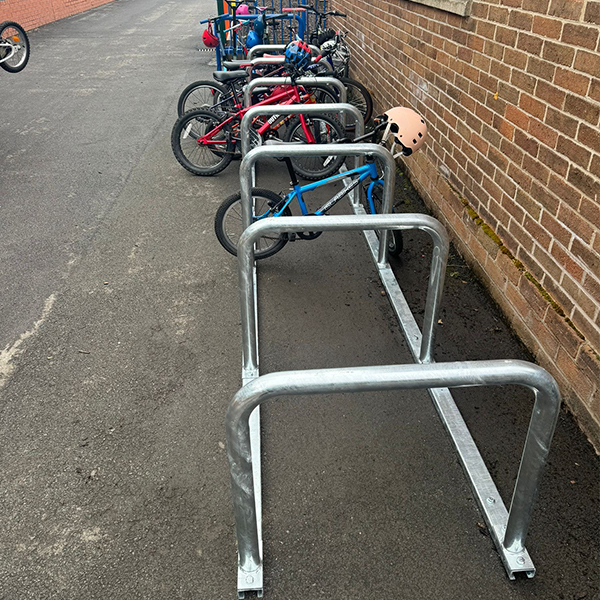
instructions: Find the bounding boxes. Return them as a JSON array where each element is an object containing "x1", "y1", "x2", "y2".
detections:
[{"x1": 214, "y1": 107, "x2": 428, "y2": 259}]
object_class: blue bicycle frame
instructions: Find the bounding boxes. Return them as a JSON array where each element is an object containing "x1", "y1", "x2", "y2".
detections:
[{"x1": 257, "y1": 158, "x2": 383, "y2": 221}]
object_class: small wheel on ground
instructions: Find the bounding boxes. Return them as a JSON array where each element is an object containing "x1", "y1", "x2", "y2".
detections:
[
  {"x1": 171, "y1": 109, "x2": 234, "y2": 176},
  {"x1": 214, "y1": 188, "x2": 292, "y2": 259},
  {"x1": 0, "y1": 22, "x2": 29, "y2": 73}
]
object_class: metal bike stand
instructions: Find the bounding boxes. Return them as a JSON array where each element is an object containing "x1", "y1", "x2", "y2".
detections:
[
  {"x1": 227, "y1": 360, "x2": 561, "y2": 597},
  {"x1": 228, "y1": 144, "x2": 556, "y2": 596},
  {"x1": 248, "y1": 44, "x2": 321, "y2": 60}
]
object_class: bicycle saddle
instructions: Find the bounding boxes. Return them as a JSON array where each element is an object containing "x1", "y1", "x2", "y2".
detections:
[
  {"x1": 221, "y1": 60, "x2": 250, "y2": 70},
  {"x1": 214, "y1": 70, "x2": 248, "y2": 82}
]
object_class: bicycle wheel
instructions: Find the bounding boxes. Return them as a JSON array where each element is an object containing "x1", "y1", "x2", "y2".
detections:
[
  {"x1": 302, "y1": 84, "x2": 338, "y2": 106},
  {"x1": 177, "y1": 80, "x2": 232, "y2": 117},
  {"x1": 0, "y1": 22, "x2": 29, "y2": 73},
  {"x1": 283, "y1": 114, "x2": 345, "y2": 181},
  {"x1": 214, "y1": 188, "x2": 291, "y2": 259},
  {"x1": 338, "y1": 77, "x2": 373, "y2": 124},
  {"x1": 171, "y1": 109, "x2": 233, "y2": 176},
  {"x1": 367, "y1": 182, "x2": 403, "y2": 256}
]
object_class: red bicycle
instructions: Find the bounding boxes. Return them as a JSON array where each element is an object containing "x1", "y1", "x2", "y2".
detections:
[{"x1": 170, "y1": 81, "x2": 345, "y2": 178}]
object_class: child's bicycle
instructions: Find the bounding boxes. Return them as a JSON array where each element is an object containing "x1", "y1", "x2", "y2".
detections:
[
  {"x1": 0, "y1": 21, "x2": 29, "y2": 73},
  {"x1": 214, "y1": 107, "x2": 428, "y2": 259}
]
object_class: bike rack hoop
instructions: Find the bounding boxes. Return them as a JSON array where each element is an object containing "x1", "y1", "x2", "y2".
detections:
[
  {"x1": 239, "y1": 103, "x2": 364, "y2": 156},
  {"x1": 240, "y1": 143, "x2": 399, "y2": 267},
  {"x1": 247, "y1": 43, "x2": 320, "y2": 60},
  {"x1": 243, "y1": 76, "x2": 346, "y2": 107},
  {"x1": 227, "y1": 360, "x2": 561, "y2": 596},
  {"x1": 238, "y1": 214, "x2": 449, "y2": 377}
]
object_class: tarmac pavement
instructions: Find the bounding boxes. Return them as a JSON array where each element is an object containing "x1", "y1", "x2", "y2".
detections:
[{"x1": 0, "y1": 1, "x2": 598, "y2": 598}]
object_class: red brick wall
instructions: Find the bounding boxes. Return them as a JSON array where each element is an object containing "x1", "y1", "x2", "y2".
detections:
[
  {"x1": 333, "y1": 0, "x2": 600, "y2": 449},
  {"x1": 0, "y1": 0, "x2": 115, "y2": 30}
]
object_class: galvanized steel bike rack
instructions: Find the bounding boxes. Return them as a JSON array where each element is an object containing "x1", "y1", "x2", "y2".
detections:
[{"x1": 228, "y1": 143, "x2": 561, "y2": 597}]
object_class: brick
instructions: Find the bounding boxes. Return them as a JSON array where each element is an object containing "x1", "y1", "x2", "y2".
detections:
[
  {"x1": 532, "y1": 242, "x2": 564, "y2": 281},
  {"x1": 531, "y1": 181, "x2": 560, "y2": 214},
  {"x1": 556, "y1": 348, "x2": 594, "y2": 400},
  {"x1": 549, "y1": 0, "x2": 585, "y2": 20},
  {"x1": 562, "y1": 273, "x2": 598, "y2": 316},
  {"x1": 519, "y1": 93, "x2": 546, "y2": 120},
  {"x1": 500, "y1": 137, "x2": 525, "y2": 164},
  {"x1": 508, "y1": 162, "x2": 533, "y2": 192},
  {"x1": 488, "y1": 145, "x2": 509, "y2": 170},
  {"x1": 551, "y1": 241, "x2": 585, "y2": 280},
  {"x1": 556, "y1": 135, "x2": 592, "y2": 167},
  {"x1": 518, "y1": 33, "x2": 544, "y2": 58},
  {"x1": 509, "y1": 10, "x2": 533, "y2": 30},
  {"x1": 575, "y1": 343, "x2": 600, "y2": 387},
  {"x1": 489, "y1": 5, "x2": 509, "y2": 24},
  {"x1": 554, "y1": 68, "x2": 591, "y2": 95},
  {"x1": 543, "y1": 41, "x2": 575, "y2": 66},
  {"x1": 514, "y1": 129, "x2": 539, "y2": 157},
  {"x1": 527, "y1": 56, "x2": 556, "y2": 82},
  {"x1": 573, "y1": 50, "x2": 600, "y2": 78},
  {"x1": 544, "y1": 274, "x2": 576, "y2": 315},
  {"x1": 496, "y1": 25, "x2": 518, "y2": 46},
  {"x1": 564, "y1": 94, "x2": 600, "y2": 126},
  {"x1": 532, "y1": 15, "x2": 562, "y2": 38},
  {"x1": 567, "y1": 165, "x2": 600, "y2": 199},
  {"x1": 535, "y1": 80, "x2": 566, "y2": 109},
  {"x1": 511, "y1": 69, "x2": 537, "y2": 94},
  {"x1": 541, "y1": 210, "x2": 572, "y2": 246},
  {"x1": 504, "y1": 48, "x2": 528, "y2": 69},
  {"x1": 538, "y1": 146, "x2": 569, "y2": 177},
  {"x1": 528, "y1": 118, "x2": 559, "y2": 147},
  {"x1": 519, "y1": 270, "x2": 551, "y2": 318},
  {"x1": 516, "y1": 187, "x2": 543, "y2": 219},
  {"x1": 505, "y1": 104, "x2": 530, "y2": 130},
  {"x1": 493, "y1": 114, "x2": 515, "y2": 140},
  {"x1": 571, "y1": 237, "x2": 600, "y2": 273},
  {"x1": 544, "y1": 307, "x2": 583, "y2": 357},
  {"x1": 578, "y1": 123, "x2": 600, "y2": 153},
  {"x1": 523, "y1": 0, "x2": 550, "y2": 14},
  {"x1": 558, "y1": 203, "x2": 595, "y2": 243},
  {"x1": 584, "y1": 1, "x2": 600, "y2": 24},
  {"x1": 548, "y1": 173, "x2": 582, "y2": 211},
  {"x1": 590, "y1": 155, "x2": 600, "y2": 179},
  {"x1": 562, "y1": 23, "x2": 599, "y2": 49}
]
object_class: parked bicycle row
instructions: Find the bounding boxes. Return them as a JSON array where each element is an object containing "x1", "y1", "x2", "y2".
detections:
[{"x1": 172, "y1": 4, "x2": 427, "y2": 259}]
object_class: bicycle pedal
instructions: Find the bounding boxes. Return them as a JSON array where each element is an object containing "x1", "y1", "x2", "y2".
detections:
[{"x1": 286, "y1": 232, "x2": 297, "y2": 242}]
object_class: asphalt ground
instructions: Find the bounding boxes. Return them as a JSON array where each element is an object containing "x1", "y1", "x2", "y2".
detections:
[{"x1": 0, "y1": 0, "x2": 598, "y2": 598}]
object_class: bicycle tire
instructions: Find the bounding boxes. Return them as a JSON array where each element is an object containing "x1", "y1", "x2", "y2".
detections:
[
  {"x1": 171, "y1": 109, "x2": 233, "y2": 176},
  {"x1": 215, "y1": 188, "x2": 291, "y2": 259},
  {"x1": 283, "y1": 114, "x2": 345, "y2": 181},
  {"x1": 0, "y1": 22, "x2": 29, "y2": 73},
  {"x1": 177, "y1": 80, "x2": 231, "y2": 117},
  {"x1": 337, "y1": 76, "x2": 373, "y2": 124},
  {"x1": 368, "y1": 182, "x2": 403, "y2": 256}
]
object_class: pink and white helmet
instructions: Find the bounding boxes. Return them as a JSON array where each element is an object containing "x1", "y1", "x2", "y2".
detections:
[
  {"x1": 382, "y1": 107, "x2": 427, "y2": 157},
  {"x1": 236, "y1": 3, "x2": 250, "y2": 15}
]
